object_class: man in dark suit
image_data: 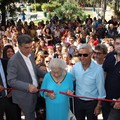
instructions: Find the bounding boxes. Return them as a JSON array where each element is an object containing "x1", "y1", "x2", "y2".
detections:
[
  {"x1": 7, "y1": 34, "x2": 45, "y2": 120},
  {"x1": 0, "y1": 58, "x2": 21, "y2": 120}
]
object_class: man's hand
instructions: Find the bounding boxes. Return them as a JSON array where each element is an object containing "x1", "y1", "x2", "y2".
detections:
[
  {"x1": 0, "y1": 85, "x2": 4, "y2": 92},
  {"x1": 94, "y1": 101, "x2": 102, "y2": 116},
  {"x1": 94, "y1": 105, "x2": 101, "y2": 116},
  {"x1": 28, "y1": 84, "x2": 38, "y2": 93},
  {"x1": 113, "y1": 98, "x2": 120, "y2": 110}
]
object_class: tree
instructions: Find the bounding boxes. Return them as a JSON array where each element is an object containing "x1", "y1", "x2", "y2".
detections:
[
  {"x1": 108, "y1": 0, "x2": 120, "y2": 17},
  {"x1": 54, "y1": 2, "x2": 86, "y2": 21},
  {"x1": 0, "y1": 0, "x2": 19, "y2": 26},
  {"x1": 114, "y1": 0, "x2": 120, "y2": 17}
]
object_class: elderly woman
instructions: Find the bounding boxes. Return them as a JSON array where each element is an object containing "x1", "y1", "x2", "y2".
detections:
[{"x1": 40, "y1": 58, "x2": 73, "y2": 120}]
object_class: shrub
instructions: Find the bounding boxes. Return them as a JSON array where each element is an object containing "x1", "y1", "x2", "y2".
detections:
[
  {"x1": 31, "y1": 3, "x2": 42, "y2": 11},
  {"x1": 41, "y1": 2, "x2": 62, "y2": 12},
  {"x1": 41, "y1": 3, "x2": 51, "y2": 12},
  {"x1": 41, "y1": 2, "x2": 86, "y2": 21},
  {"x1": 51, "y1": 1, "x2": 61, "y2": 10},
  {"x1": 54, "y1": 2, "x2": 86, "y2": 21}
]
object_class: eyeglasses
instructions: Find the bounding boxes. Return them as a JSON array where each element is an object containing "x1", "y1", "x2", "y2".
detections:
[
  {"x1": 78, "y1": 53, "x2": 90, "y2": 57},
  {"x1": 45, "y1": 61, "x2": 50, "y2": 63},
  {"x1": 93, "y1": 51, "x2": 103, "y2": 55}
]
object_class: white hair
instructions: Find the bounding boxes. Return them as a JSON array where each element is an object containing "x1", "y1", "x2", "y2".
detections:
[
  {"x1": 48, "y1": 58, "x2": 67, "y2": 70},
  {"x1": 79, "y1": 43, "x2": 93, "y2": 53}
]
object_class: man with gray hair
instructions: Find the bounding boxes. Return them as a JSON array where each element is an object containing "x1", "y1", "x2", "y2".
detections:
[
  {"x1": 7, "y1": 34, "x2": 45, "y2": 120},
  {"x1": 71, "y1": 43, "x2": 106, "y2": 120}
]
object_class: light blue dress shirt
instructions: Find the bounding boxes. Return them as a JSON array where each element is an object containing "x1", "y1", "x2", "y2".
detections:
[
  {"x1": 71, "y1": 60, "x2": 106, "y2": 100},
  {"x1": 0, "y1": 60, "x2": 7, "y2": 95}
]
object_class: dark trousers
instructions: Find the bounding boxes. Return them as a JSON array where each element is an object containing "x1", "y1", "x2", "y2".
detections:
[
  {"x1": 18, "y1": 96, "x2": 37, "y2": 120},
  {"x1": 102, "y1": 102, "x2": 111, "y2": 120},
  {"x1": 0, "y1": 97, "x2": 21, "y2": 120},
  {"x1": 107, "y1": 108, "x2": 120, "y2": 120},
  {"x1": 35, "y1": 96, "x2": 46, "y2": 120},
  {"x1": 75, "y1": 98, "x2": 98, "y2": 120}
]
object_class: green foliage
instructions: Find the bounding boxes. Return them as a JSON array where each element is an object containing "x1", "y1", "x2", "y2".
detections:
[
  {"x1": 41, "y1": 1, "x2": 87, "y2": 21},
  {"x1": 31, "y1": 3, "x2": 42, "y2": 11},
  {"x1": 41, "y1": 3, "x2": 51, "y2": 12},
  {"x1": 50, "y1": 1, "x2": 61, "y2": 10},
  {"x1": 41, "y1": 1, "x2": 61, "y2": 12},
  {"x1": 54, "y1": 2, "x2": 87, "y2": 21}
]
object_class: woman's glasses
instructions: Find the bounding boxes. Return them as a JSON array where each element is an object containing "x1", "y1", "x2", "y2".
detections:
[{"x1": 93, "y1": 51, "x2": 103, "y2": 55}]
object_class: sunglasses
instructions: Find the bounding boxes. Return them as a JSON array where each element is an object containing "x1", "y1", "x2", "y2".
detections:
[
  {"x1": 78, "y1": 53, "x2": 90, "y2": 57},
  {"x1": 45, "y1": 61, "x2": 50, "y2": 63}
]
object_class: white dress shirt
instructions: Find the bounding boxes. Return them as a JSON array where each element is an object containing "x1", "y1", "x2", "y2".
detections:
[{"x1": 19, "y1": 51, "x2": 38, "y2": 87}]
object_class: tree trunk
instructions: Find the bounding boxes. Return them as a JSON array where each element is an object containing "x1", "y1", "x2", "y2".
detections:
[
  {"x1": 1, "y1": 5, "x2": 6, "y2": 26},
  {"x1": 101, "y1": 0, "x2": 106, "y2": 20},
  {"x1": 113, "y1": 0, "x2": 120, "y2": 17}
]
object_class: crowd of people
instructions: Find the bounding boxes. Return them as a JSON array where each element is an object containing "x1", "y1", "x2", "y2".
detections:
[{"x1": 0, "y1": 13, "x2": 120, "y2": 120}]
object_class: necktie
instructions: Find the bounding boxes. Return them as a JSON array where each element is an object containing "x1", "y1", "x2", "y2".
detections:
[{"x1": 0, "y1": 74, "x2": 5, "y2": 97}]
